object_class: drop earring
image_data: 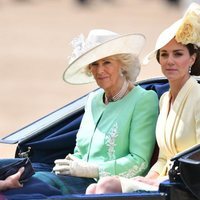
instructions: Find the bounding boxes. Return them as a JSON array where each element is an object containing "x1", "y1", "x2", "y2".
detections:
[
  {"x1": 120, "y1": 68, "x2": 124, "y2": 77},
  {"x1": 86, "y1": 66, "x2": 93, "y2": 76},
  {"x1": 189, "y1": 66, "x2": 192, "y2": 74}
]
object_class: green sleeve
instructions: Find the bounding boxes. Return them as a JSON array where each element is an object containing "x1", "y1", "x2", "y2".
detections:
[{"x1": 73, "y1": 145, "x2": 82, "y2": 159}]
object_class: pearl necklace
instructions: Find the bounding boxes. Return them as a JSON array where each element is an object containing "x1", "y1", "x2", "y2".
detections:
[{"x1": 104, "y1": 79, "x2": 129, "y2": 104}]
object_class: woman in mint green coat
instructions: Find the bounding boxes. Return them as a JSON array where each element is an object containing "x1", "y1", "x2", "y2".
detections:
[{"x1": 34, "y1": 29, "x2": 158, "y2": 194}]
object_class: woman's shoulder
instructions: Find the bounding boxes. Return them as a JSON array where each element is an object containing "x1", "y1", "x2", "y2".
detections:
[
  {"x1": 134, "y1": 85, "x2": 158, "y2": 99},
  {"x1": 87, "y1": 89, "x2": 103, "y2": 98},
  {"x1": 189, "y1": 83, "x2": 200, "y2": 101},
  {"x1": 184, "y1": 77, "x2": 200, "y2": 101},
  {"x1": 127, "y1": 85, "x2": 159, "y2": 107},
  {"x1": 191, "y1": 78, "x2": 200, "y2": 91},
  {"x1": 87, "y1": 89, "x2": 104, "y2": 105}
]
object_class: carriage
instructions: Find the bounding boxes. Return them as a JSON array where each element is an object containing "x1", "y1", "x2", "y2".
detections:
[{"x1": 0, "y1": 77, "x2": 199, "y2": 200}]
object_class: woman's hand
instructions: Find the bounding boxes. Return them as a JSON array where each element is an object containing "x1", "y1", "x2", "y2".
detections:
[
  {"x1": 53, "y1": 156, "x2": 99, "y2": 178},
  {"x1": 132, "y1": 176, "x2": 160, "y2": 187},
  {"x1": 132, "y1": 171, "x2": 168, "y2": 187},
  {"x1": 65, "y1": 153, "x2": 80, "y2": 161},
  {"x1": 0, "y1": 167, "x2": 24, "y2": 191}
]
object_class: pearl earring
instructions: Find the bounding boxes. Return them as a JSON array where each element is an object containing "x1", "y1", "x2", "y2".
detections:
[
  {"x1": 120, "y1": 68, "x2": 124, "y2": 77},
  {"x1": 189, "y1": 66, "x2": 192, "y2": 74}
]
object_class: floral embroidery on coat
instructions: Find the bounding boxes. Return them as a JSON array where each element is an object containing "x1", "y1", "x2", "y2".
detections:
[
  {"x1": 119, "y1": 162, "x2": 146, "y2": 178},
  {"x1": 99, "y1": 169, "x2": 112, "y2": 178},
  {"x1": 105, "y1": 123, "x2": 119, "y2": 160}
]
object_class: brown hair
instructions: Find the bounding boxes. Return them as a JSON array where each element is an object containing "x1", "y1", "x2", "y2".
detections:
[{"x1": 156, "y1": 44, "x2": 200, "y2": 76}]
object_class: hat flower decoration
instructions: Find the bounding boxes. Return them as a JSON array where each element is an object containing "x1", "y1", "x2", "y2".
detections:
[
  {"x1": 69, "y1": 34, "x2": 86, "y2": 64},
  {"x1": 143, "y1": 2, "x2": 200, "y2": 64},
  {"x1": 69, "y1": 33, "x2": 104, "y2": 64},
  {"x1": 64, "y1": 29, "x2": 145, "y2": 84},
  {"x1": 176, "y1": 4, "x2": 200, "y2": 46}
]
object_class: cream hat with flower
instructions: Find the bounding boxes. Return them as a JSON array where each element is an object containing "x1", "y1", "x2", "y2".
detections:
[
  {"x1": 143, "y1": 2, "x2": 200, "y2": 65},
  {"x1": 63, "y1": 29, "x2": 146, "y2": 84}
]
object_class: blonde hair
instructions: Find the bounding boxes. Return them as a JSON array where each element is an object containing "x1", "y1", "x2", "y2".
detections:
[
  {"x1": 109, "y1": 54, "x2": 141, "y2": 82},
  {"x1": 86, "y1": 53, "x2": 141, "y2": 82}
]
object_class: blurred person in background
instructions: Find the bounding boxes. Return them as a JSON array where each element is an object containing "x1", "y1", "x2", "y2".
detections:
[{"x1": 166, "y1": 0, "x2": 180, "y2": 6}]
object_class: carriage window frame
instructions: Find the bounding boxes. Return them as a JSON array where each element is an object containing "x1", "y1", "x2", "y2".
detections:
[{"x1": 0, "y1": 95, "x2": 88, "y2": 144}]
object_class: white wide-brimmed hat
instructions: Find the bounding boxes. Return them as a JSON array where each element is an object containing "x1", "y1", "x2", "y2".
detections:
[
  {"x1": 63, "y1": 29, "x2": 146, "y2": 84},
  {"x1": 143, "y1": 2, "x2": 200, "y2": 65}
]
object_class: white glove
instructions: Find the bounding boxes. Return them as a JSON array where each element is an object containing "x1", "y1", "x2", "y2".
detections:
[
  {"x1": 53, "y1": 154, "x2": 99, "y2": 178},
  {"x1": 65, "y1": 153, "x2": 80, "y2": 161}
]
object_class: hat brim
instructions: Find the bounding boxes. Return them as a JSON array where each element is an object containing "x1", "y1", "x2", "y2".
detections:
[
  {"x1": 143, "y1": 2, "x2": 200, "y2": 65},
  {"x1": 143, "y1": 19, "x2": 182, "y2": 65},
  {"x1": 63, "y1": 33, "x2": 146, "y2": 84}
]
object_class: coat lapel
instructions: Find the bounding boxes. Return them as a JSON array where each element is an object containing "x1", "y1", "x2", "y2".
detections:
[{"x1": 165, "y1": 77, "x2": 196, "y2": 155}]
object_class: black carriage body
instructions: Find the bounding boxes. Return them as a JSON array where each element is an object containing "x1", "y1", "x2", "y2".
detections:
[{"x1": 1, "y1": 77, "x2": 199, "y2": 200}]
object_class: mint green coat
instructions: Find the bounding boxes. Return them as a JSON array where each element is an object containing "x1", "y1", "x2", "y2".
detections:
[{"x1": 73, "y1": 85, "x2": 159, "y2": 178}]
